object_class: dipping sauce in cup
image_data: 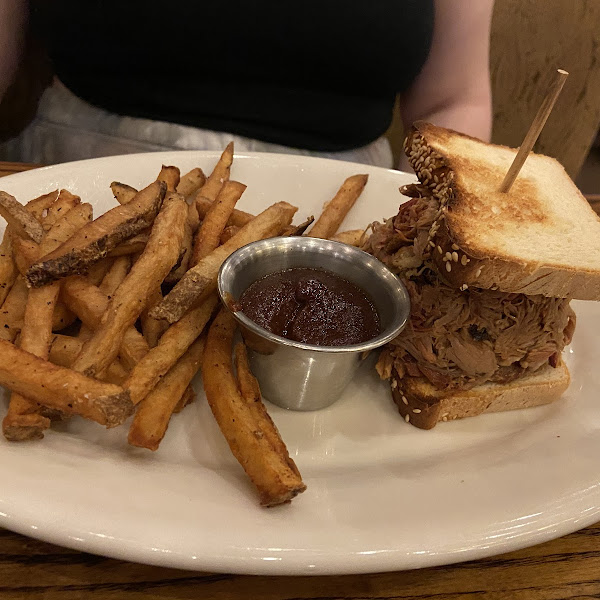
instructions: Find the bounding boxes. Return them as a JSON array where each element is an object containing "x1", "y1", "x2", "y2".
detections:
[
  {"x1": 237, "y1": 267, "x2": 381, "y2": 347},
  {"x1": 218, "y1": 237, "x2": 410, "y2": 411}
]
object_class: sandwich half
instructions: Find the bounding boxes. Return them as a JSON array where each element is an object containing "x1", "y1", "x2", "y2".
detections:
[{"x1": 364, "y1": 122, "x2": 600, "y2": 429}]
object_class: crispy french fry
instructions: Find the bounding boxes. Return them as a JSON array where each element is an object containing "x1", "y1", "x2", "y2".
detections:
[
  {"x1": 283, "y1": 216, "x2": 315, "y2": 237},
  {"x1": 176, "y1": 167, "x2": 206, "y2": 199},
  {"x1": 110, "y1": 182, "x2": 137, "y2": 205},
  {"x1": 308, "y1": 174, "x2": 368, "y2": 239},
  {"x1": 107, "y1": 232, "x2": 149, "y2": 257},
  {"x1": 72, "y1": 193, "x2": 187, "y2": 377},
  {"x1": 86, "y1": 257, "x2": 114, "y2": 286},
  {"x1": 193, "y1": 143, "x2": 233, "y2": 206},
  {"x1": 49, "y1": 335, "x2": 128, "y2": 385},
  {"x1": 0, "y1": 192, "x2": 44, "y2": 243},
  {"x1": 99, "y1": 255, "x2": 130, "y2": 297},
  {"x1": 44, "y1": 190, "x2": 81, "y2": 229},
  {"x1": 128, "y1": 336, "x2": 205, "y2": 451},
  {"x1": 191, "y1": 181, "x2": 246, "y2": 265},
  {"x1": 49, "y1": 333, "x2": 84, "y2": 366},
  {"x1": 140, "y1": 288, "x2": 168, "y2": 348},
  {"x1": 0, "y1": 338, "x2": 133, "y2": 430},
  {"x1": 329, "y1": 229, "x2": 366, "y2": 247},
  {"x1": 52, "y1": 303, "x2": 77, "y2": 332},
  {"x1": 60, "y1": 276, "x2": 149, "y2": 369},
  {"x1": 195, "y1": 195, "x2": 254, "y2": 228},
  {"x1": 124, "y1": 294, "x2": 217, "y2": 405},
  {"x1": 11, "y1": 237, "x2": 37, "y2": 276},
  {"x1": 0, "y1": 191, "x2": 69, "y2": 299},
  {"x1": 203, "y1": 310, "x2": 306, "y2": 506},
  {"x1": 157, "y1": 165, "x2": 180, "y2": 192},
  {"x1": 152, "y1": 201, "x2": 297, "y2": 324},
  {"x1": 4, "y1": 203, "x2": 95, "y2": 440},
  {"x1": 234, "y1": 342, "x2": 301, "y2": 479},
  {"x1": 25, "y1": 190, "x2": 60, "y2": 221},
  {"x1": 0, "y1": 276, "x2": 28, "y2": 342},
  {"x1": 26, "y1": 181, "x2": 166, "y2": 287},
  {"x1": 165, "y1": 219, "x2": 193, "y2": 283},
  {"x1": 173, "y1": 385, "x2": 195, "y2": 413},
  {"x1": 0, "y1": 232, "x2": 16, "y2": 306},
  {"x1": 187, "y1": 202, "x2": 200, "y2": 233},
  {"x1": 219, "y1": 225, "x2": 239, "y2": 245}
]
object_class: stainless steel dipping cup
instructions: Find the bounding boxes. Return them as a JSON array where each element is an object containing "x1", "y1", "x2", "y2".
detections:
[{"x1": 217, "y1": 237, "x2": 410, "y2": 411}]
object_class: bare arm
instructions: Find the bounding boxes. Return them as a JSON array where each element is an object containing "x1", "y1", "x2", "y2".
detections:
[
  {"x1": 0, "y1": 0, "x2": 28, "y2": 102},
  {"x1": 399, "y1": 0, "x2": 494, "y2": 170}
]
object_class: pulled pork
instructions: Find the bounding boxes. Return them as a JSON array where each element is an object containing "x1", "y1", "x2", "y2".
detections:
[{"x1": 364, "y1": 196, "x2": 576, "y2": 391}]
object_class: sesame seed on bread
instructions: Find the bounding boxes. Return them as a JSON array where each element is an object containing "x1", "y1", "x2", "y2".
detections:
[
  {"x1": 405, "y1": 121, "x2": 600, "y2": 300},
  {"x1": 391, "y1": 360, "x2": 570, "y2": 430}
]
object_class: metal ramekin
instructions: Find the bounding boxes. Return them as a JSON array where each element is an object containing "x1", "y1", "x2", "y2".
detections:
[{"x1": 217, "y1": 237, "x2": 410, "y2": 411}]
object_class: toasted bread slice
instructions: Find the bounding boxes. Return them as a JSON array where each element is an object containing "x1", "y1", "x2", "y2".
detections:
[
  {"x1": 405, "y1": 122, "x2": 600, "y2": 300},
  {"x1": 391, "y1": 361, "x2": 570, "y2": 430}
]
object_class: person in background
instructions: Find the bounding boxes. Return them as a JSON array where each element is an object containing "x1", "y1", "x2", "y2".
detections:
[{"x1": 0, "y1": 0, "x2": 493, "y2": 171}]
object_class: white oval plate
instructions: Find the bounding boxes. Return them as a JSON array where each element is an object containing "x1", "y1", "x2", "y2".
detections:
[{"x1": 0, "y1": 151, "x2": 598, "y2": 576}]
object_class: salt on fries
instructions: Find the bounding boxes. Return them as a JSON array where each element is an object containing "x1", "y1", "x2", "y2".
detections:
[{"x1": 0, "y1": 146, "x2": 368, "y2": 506}]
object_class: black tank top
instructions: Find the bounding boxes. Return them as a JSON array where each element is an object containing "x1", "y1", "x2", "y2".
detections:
[{"x1": 32, "y1": 1, "x2": 434, "y2": 151}]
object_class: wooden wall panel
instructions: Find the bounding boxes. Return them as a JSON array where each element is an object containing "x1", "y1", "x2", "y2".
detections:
[{"x1": 388, "y1": 0, "x2": 600, "y2": 178}]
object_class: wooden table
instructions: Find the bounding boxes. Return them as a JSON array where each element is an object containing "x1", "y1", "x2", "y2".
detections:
[{"x1": 1, "y1": 161, "x2": 600, "y2": 599}]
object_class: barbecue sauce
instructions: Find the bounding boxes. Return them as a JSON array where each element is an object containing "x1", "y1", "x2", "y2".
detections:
[{"x1": 238, "y1": 268, "x2": 380, "y2": 346}]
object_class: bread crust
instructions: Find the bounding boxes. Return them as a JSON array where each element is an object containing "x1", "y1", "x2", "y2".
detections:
[
  {"x1": 391, "y1": 361, "x2": 570, "y2": 430},
  {"x1": 405, "y1": 122, "x2": 600, "y2": 300}
]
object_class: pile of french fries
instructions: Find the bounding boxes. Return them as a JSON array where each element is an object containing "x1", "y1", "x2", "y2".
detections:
[{"x1": 0, "y1": 143, "x2": 368, "y2": 506}]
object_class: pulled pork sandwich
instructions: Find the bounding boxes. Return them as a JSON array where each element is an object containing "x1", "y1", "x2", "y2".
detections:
[{"x1": 363, "y1": 122, "x2": 600, "y2": 429}]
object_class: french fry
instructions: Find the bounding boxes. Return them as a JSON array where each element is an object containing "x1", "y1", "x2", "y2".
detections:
[
  {"x1": 140, "y1": 288, "x2": 168, "y2": 348},
  {"x1": 99, "y1": 255, "x2": 130, "y2": 297},
  {"x1": 72, "y1": 193, "x2": 187, "y2": 377},
  {"x1": 0, "y1": 339, "x2": 133, "y2": 429},
  {"x1": 157, "y1": 165, "x2": 180, "y2": 192},
  {"x1": 26, "y1": 181, "x2": 166, "y2": 287},
  {"x1": 176, "y1": 167, "x2": 206, "y2": 199},
  {"x1": 25, "y1": 190, "x2": 60, "y2": 221},
  {"x1": 4, "y1": 203, "x2": 95, "y2": 440},
  {"x1": 44, "y1": 190, "x2": 81, "y2": 230},
  {"x1": 187, "y1": 202, "x2": 200, "y2": 233},
  {"x1": 52, "y1": 303, "x2": 77, "y2": 332},
  {"x1": 234, "y1": 342, "x2": 301, "y2": 478},
  {"x1": 124, "y1": 294, "x2": 218, "y2": 405},
  {"x1": 60, "y1": 276, "x2": 149, "y2": 369},
  {"x1": 193, "y1": 142, "x2": 233, "y2": 206},
  {"x1": 128, "y1": 336, "x2": 205, "y2": 451},
  {"x1": 165, "y1": 219, "x2": 193, "y2": 283},
  {"x1": 203, "y1": 310, "x2": 306, "y2": 506},
  {"x1": 195, "y1": 195, "x2": 254, "y2": 228},
  {"x1": 86, "y1": 257, "x2": 114, "y2": 286},
  {"x1": 107, "y1": 232, "x2": 149, "y2": 257},
  {"x1": 0, "y1": 192, "x2": 44, "y2": 243},
  {"x1": 0, "y1": 191, "x2": 67, "y2": 301},
  {"x1": 220, "y1": 225, "x2": 239, "y2": 245},
  {"x1": 1, "y1": 204, "x2": 92, "y2": 343},
  {"x1": 0, "y1": 232, "x2": 16, "y2": 306},
  {"x1": 307, "y1": 174, "x2": 368, "y2": 239},
  {"x1": 49, "y1": 335, "x2": 128, "y2": 385},
  {"x1": 191, "y1": 181, "x2": 246, "y2": 265},
  {"x1": 11, "y1": 237, "x2": 37, "y2": 276},
  {"x1": 329, "y1": 229, "x2": 367, "y2": 247},
  {"x1": 152, "y1": 201, "x2": 298, "y2": 324},
  {"x1": 173, "y1": 385, "x2": 195, "y2": 413},
  {"x1": 283, "y1": 216, "x2": 315, "y2": 237},
  {"x1": 110, "y1": 182, "x2": 137, "y2": 205},
  {"x1": 0, "y1": 276, "x2": 28, "y2": 342}
]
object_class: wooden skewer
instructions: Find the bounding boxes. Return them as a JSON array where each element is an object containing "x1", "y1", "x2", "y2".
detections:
[{"x1": 499, "y1": 69, "x2": 569, "y2": 193}]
